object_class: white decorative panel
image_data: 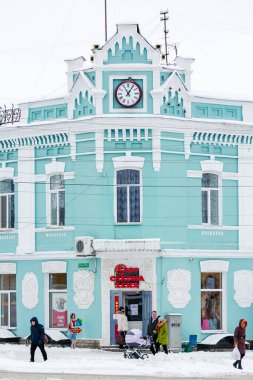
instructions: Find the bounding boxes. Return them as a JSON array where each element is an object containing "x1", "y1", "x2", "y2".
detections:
[
  {"x1": 234, "y1": 270, "x2": 253, "y2": 307},
  {"x1": 0, "y1": 263, "x2": 16, "y2": 274},
  {"x1": 167, "y1": 269, "x2": 191, "y2": 308},
  {"x1": 42, "y1": 261, "x2": 67, "y2": 273},
  {"x1": 200, "y1": 260, "x2": 229, "y2": 273},
  {"x1": 22, "y1": 272, "x2": 38, "y2": 309},
  {"x1": 73, "y1": 270, "x2": 94, "y2": 309},
  {"x1": 200, "y1": 159, "x2": 223, "y2": 173},
  {"x1": 45, "y1": 161, "x2": 65, "y2": 175}
]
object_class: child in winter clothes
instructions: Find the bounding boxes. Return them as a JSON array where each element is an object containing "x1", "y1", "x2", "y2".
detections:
[
  {"x1": 155, "y1": 316, "x2": 168, "y2": 354},
  {"x1": 69, "y1": 313, "x2": 78, "y2": 348},
  {"x1": 233, "y1": 319, "x2": 248, "y2": 370}
]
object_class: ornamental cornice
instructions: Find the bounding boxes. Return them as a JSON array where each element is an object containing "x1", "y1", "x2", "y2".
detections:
[{"x1": 0, "y1": 132, "x2": 69, "y2": 152}]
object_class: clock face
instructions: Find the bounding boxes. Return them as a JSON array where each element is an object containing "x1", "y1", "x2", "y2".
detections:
[{"x1": 115, "y1": 80, "x2": 142, "y2": 108}]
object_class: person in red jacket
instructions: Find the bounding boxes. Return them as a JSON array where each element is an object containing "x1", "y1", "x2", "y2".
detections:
[{"x1": 233, "y1": 319, "x2": 248, "y2": 370}]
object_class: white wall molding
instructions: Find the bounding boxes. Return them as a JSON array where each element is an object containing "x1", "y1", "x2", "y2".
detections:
[
  {"x1": 73, "y1": 270, "x2": 94, "y2": 309},
  {"x1": 112, "y1": 152, "x2": 145, "y2": 170},
  {"x1": 200, "y1": 260, "x2": 229, "y2": 272},
  {"x1": 0, "y1": 263, "x2": 16, "y2": 273},
  {"x1": 0, "y1": 167, "x2": 14, "y2": 180},
  {"x1": 45, "y1": 161, "x2": 65, "y2": 175},
  {"x1": 22, "y1": 272, "x2": 38, "y2": 309},
  {"x1": 200, "y1": 158, "x2": 223, "y2": 173},
  {"x1": 167, "y1": 269, "x2": 191, "y2": 308},
  {"x1": 234, "y1": 270, "x2": 253, "y2": 307},
  {"x1": 42, "y1": 261, "x2": 67, "y2": 273},
  {"x1": 94, "y1": 238, "x2": 160, "y2": 252},
  {"x1": 187, "y1": 170, "x2": 238, "y2": 180}
]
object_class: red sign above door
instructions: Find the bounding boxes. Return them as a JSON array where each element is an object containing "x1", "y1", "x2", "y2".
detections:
[{"x1": 110, "y1": 264, "x2": 145, "y2": 288}]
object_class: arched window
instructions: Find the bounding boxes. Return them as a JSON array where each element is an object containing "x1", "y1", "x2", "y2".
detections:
[
  {"x1": 116, "y1": 169, "x2": 140, "y2": 223},
  {"x1": 50, "y1": 174, "x2": 65, "y2": 226},
  {"x1": 201, "y1": 173, "x2": 219, "y2": 225},
  {"x1": 0, "y1": 179, "x2": 14, "y2": 229}
]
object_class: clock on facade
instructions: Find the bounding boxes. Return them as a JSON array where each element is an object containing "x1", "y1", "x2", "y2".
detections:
[{"x1": 115, "y1": 78, "x2": 142, "y2": 108}]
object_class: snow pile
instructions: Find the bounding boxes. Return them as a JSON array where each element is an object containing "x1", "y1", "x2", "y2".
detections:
[{"x1": 0, "y1": 344, "x2": 253, "y2": 377}]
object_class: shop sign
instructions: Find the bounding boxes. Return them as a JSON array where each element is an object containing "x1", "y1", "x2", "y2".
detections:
[
  {"x1": 110, "y1": 264, "x2": 144, "y2": 288},
  {"x1": 78, "y1": 263, "x2": 89, "y2": 268}
]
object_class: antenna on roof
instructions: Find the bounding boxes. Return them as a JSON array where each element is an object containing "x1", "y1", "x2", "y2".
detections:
[
  {"x1": 105, "y1": 0, "x2": 108, "y2": 42},
  {"x1": 160, "y1": 9, "x2": 169, "y2": 64}
]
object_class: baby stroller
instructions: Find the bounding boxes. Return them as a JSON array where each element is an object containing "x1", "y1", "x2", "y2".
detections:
[{"x1": 124, "y1": 329, "x2": 149, "y2": 359}]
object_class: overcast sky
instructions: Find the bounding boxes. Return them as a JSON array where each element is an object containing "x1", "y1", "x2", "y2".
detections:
[{"x1": 1, "y1": 0, "x2": 253, "y2": 106}]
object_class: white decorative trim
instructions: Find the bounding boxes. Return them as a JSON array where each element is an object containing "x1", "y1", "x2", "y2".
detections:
[
  {"x1": 187, "y1": 170, "x2": 238, "y2": 180},
  {"x1": 35, "y1": 172, "x2": 74, "y2": 182},
  {"x1": 45, "y1": 161, "x2": 65, "y2": 175},
  {"x1": 167, "y1": 269, "x2": 191, "y2": 308},
  {"x1": 200, "y1": 158, "x2": 223, "y2": 173},
  {"x1": 152, "y1": 129, "x2": 161, "y2": 171},
  {"x1": 112, "y1": 152, "x2": 145, "y2": 170},
  {"x1": 42, "y1": 261, "x2": 67, "y2": 273},
  {"x1": 0, "y1": 263, "x2": 16, "y2": 274},
  {"x1": 234, "y1": 270, "x2": 253, "y2": 307},
  {"x1": 94, "y1": 238, "x2": 160, "y2": 252},
  {"x1": 0, "y1": 167, "x2": 14, "y2": 180},
  {"x1": 200, "y1": 260, "x2": 229, "y2": 272},
  {"x1": 22, "y1": 272, "x2": 38, "y2": 309},
  {"x1": 95, "y1": 130, "x2": 104, "y2": 172},
  {"x1": 73, "y1": 270, "x2": 94, "y2": 309}
]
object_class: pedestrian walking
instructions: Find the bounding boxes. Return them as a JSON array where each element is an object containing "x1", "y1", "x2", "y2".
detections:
[
  {"x1": 147, "y1": 310, "x2": 160, "y2": 355},
  {"x1": 113, "y1": 306, "x2": 128, "y2": 348},
  {"x1": 29, "y1": 317, "x2": 47, "y2": 362},
  {"x1": 155, "y1": 316, "x2": 168, "y2": 354},
  {"x1": 233, "y1": 319, "x2": 248, "y2": 369}
]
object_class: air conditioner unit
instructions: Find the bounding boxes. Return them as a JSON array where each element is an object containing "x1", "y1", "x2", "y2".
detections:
[{"x1": 75, "y1": 236, "x2": 94, "y2": 256}]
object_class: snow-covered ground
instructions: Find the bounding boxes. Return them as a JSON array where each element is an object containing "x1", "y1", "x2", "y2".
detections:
[{"x1": 0, "y1": 344, "x2": 253, "y2": 378}]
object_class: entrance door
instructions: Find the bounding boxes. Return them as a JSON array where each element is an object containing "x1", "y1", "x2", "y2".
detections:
[
  {"x1": 142, "y1": 291, "x2": 152, "y2": 336},
  {"x1": 110, "y1": 290, "x2": 152, "y2": 344}
]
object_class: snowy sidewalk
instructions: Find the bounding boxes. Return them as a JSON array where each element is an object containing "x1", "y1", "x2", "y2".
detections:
[{"x1": 0, "y1": 344, "x2": 253, "y2": 378}]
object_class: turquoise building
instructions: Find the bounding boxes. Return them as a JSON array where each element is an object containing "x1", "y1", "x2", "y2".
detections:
[{"x1": 0, "y1": 23, "x2": 253, "y2": 346}]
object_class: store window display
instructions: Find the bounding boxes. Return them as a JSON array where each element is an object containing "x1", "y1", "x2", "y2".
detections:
[{"x1": 201, "y1": 272, "x2": 222, "y2": 331}]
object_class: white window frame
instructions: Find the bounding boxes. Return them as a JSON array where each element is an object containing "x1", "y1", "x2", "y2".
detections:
[
  {"x1": 0, "y1": 179, "x2": 15, "y2": 230},
  {"x1": 45, "y1": 161, "x2": 66, "y2": 228},
  {"x1": 113, "y1": 154, "x2": 144, "y2": 225},
  {"x1": 42, "y1": 261, "x2": 67, "y2": 330},
  {"x1": 0, "y1": 274, "x2": 16, "y2": 328},
  {"x1": 200, "y1": 260, "x2": 228, "y2": 334},
  {"x1": 49, "y1": 174, "x2": 65, "y2": 227},
  {"x1": 201, "y1": 172, "x2": 222, "y2": 226}
]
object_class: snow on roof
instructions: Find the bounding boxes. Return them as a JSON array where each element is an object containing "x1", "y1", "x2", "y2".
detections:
[
  {"x1": 200, "y1": 333, "x2": 233, "y2": 345},
  {"x1": 0, "y1": 329, "x2": 18, "y2": 338},
  {"x1": 45, "y1": 329, "x2": 69, "y2": 341}
]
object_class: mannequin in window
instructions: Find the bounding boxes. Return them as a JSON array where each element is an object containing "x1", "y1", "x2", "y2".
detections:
[{"x1": 206, "y1": 275, "x2": 215, "y2": 289}]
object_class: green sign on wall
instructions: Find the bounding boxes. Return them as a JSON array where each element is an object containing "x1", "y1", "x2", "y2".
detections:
[{"x1": 78, "y1": 263, "x2": 89, "y2": 269}]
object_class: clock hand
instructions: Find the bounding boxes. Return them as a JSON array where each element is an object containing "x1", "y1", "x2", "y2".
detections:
[{"x1": 126, "y1": 84, "x2": 134, "y2": 96}]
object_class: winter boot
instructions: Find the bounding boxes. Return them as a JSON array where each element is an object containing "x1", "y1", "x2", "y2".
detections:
[
  {"x1": 233, "y1": 360, "x2": 239, "y2": 368},
  {"x1": 238, "y1": 360, "x2": 243, "y2": 370}
]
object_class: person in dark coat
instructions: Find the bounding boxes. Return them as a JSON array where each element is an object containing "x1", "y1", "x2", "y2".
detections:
[
  {"x1": 30, "y1": 317, "x2": 47, "y2": 362},
  {"x1": 147, "y1": 310, "x2": 160, "y2": 355},
  {"x1": 233, "y1": 319, "x2": 247, "y2": 369}
]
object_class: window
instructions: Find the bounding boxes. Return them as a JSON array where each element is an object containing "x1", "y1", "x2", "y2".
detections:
[
  {"x1": 49, "y1": 273, "x2": 67, "y2": 328},
  {"x1": 116, "y1": 169, "x2": 140, "y2": 223},
  {"x1": 201, "y1": 272, "x2": 222, "y2": 331},
  {"x1": 201, "y1": 173, "x2": 219, "y2": 225},
  {"x1": 0, "y1": 180, "x2": 14, "y2": 229},
  {"x1": 0, "y1": 274, "x2": 16, "y2": 327},
  {"x1": 50, "y1": 175, "x2": 65, "y2": 226}
]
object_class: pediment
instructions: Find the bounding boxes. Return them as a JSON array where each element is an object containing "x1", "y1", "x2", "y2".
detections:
[{"x1": 93, "y1": 24, "x2": 160, "y2": 65}]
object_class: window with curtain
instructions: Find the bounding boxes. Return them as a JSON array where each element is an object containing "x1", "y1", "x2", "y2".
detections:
[
  {"x1": 116, "y1": 169, "x2": 141, "y2": 223},
  {"x1": 0, "y1": 180, "x2": 15, "y2": 229},
  {"x1": 50, "y1": 174, "x2": 65, "y2": 226},
  {"x1": 0, "y1": 274, "x2": 16, "y2": 327},
  {"x1": 201, "y1": 173, "x2": 219, "y2": 225}
]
